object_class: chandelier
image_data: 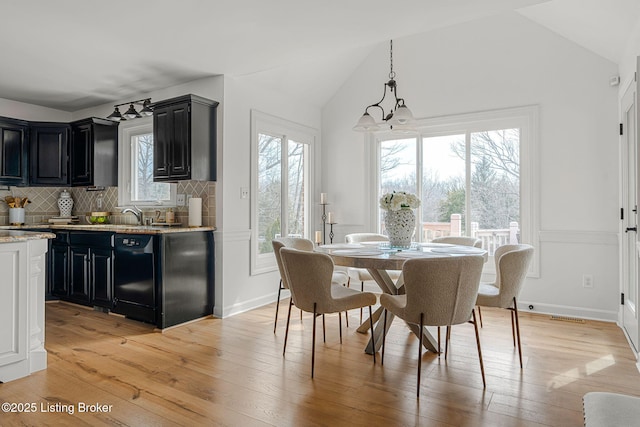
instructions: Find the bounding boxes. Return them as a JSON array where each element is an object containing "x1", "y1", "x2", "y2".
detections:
[
  {"x1": 353, "y1": 40, "x2": 415, "y2": 132},
  {"x1": 107, "y1": 98, "x2": 153, "y2": 121}
]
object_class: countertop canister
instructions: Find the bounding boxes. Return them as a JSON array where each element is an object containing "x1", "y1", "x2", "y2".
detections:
[{"x1": 188, "y1": 198, "x2": 202, "y2": 227}]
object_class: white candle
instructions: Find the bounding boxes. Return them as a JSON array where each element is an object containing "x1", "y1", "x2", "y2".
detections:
[
  {"x1": 320, "y1": 193, "x2": 327, "y2": 204},
  {"x1": 315, "y1": 230, "x2": 322, "y2": 243},
  {"x1": 327, "y1": 212, "x2": 333, "y2": 223}
]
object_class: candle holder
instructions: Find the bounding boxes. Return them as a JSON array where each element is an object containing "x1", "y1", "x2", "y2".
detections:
[
  {"x1": 328, "y1": 221, "x2": 336, "y2": 244},
  {"x1": 320, "y1": 202, "x2": 328, "y2": 245}
]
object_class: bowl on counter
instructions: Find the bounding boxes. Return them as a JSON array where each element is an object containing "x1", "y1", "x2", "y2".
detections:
[{"x1": 86, "y1": 212, "x2": 111, "y2": 224}]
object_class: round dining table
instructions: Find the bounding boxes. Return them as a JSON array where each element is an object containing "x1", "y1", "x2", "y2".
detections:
[{"x1": 317, "y1": 242, "x2": 488, "y2": 355}]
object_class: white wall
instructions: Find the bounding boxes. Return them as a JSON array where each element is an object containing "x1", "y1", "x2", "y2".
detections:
[
  {"x1": 322, "y1": 12, "x2": 620, "y2": 320},
  {"x1": 218, "y1": 75, "x2": 322, "y2": 317},
  {"x1": 0, "y1": 98, "x2": 71, "y2": 122}
]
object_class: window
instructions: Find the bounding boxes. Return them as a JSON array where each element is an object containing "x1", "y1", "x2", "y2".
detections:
[
  {"x1": 251, "y1": 110, "x2": 315, "y2": 274},
  {"x1": 118, "y1": 118, "x2": 176, "y2": 207},
  {"x1": 373, "y1": 106, "x2": 539, "y2": 275}
]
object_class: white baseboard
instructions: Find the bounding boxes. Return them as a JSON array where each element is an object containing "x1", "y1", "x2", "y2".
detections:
[
  {"x1": 215, "y1": 290, "x2": 290, "y2": 319},
  {"x1": 517, "y1": 300, "x2": 618, "y2": 322}
]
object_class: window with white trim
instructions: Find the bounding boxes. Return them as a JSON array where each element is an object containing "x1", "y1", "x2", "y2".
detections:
[
  {"x1": 373, "y1": 106, "x2": 539, "y2": 274},
  {"x1": 118, "y1": 118, "x2": 176, "y2": 207},
  {"x1": 251, "y1": 110, "x2": 315, "y2": 275}
]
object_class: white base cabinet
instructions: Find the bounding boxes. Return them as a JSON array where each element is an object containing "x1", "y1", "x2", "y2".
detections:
[{"x1": 0, "y1": 238, "x2": 48, "y2": 383}]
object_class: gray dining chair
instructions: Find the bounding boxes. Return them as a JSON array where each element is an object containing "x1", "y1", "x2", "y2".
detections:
[
  {"x1": 345, "y1": 233, "x2": 401, "y2": 322},
  {"x1": 476, "y1": 243, "x2": 534, "y2": 368},
  {"x1": 380, "y1": 255, "x2": 486, "y2": 397},
  {"x1": 272, "y1": 237, "x2": 348, "y2": 334},
  {"x1": 280, "y1": 247, "x2": 377, "y2": 378},
  {"x1": 431, "y1": 236, "x2": 482, "y2": 248}
]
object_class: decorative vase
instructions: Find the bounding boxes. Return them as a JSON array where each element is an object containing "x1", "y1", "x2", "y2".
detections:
[
  {"x1": 57, "y1": 190, "x2": 74, "y2": 217},
  {"x1": 385, "y1": 208, "x2": 416, "y2": 248}
]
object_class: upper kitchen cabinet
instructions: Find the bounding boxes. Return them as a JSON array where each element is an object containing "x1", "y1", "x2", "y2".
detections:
[
  {"x1": 152, "y1": 94, "x2": 218, "y2": 182},
  {"x1": 70, "y1": 118, "x2": 118, "y2": 187},
  {"x1": 29, "y1": 118, "x2": 118, "y2": 187},
  {"x1": 29, "y1": 123, "x2": 70, "y2": 186},
  {"x1": 0, "y1": 117, "x2": 29, "y2": 186}
]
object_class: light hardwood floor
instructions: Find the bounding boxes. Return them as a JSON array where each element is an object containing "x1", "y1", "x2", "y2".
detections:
[{"x1": 1, "y1": 301, "x2": 638, "y2": 426}]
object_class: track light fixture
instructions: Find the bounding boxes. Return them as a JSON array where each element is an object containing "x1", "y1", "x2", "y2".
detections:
[
  {"x1": 107, "y1": 98, "x2": 153, "y2": 121},
  {"x1": 353, "y1": 40, "x2": 416, "y2": 132}
]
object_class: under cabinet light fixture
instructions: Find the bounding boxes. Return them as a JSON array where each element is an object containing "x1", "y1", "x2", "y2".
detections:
[
  {"x1": 107, "y1": 98, "x2": 152, "y2": 121},
  {"x1": 353, "y1": 40, "x2": 416, "y2": 133}
]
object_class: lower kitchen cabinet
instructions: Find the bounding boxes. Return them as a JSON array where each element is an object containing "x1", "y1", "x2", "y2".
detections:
[
  {"x1": 44, "y1": 229, "x2": 214, "y2": 329},
  {"x1": 50, "y1": 236, "x2": 70, "y2": 298},
  {"x1": 67, "y1": 232, "x2": 114, "y2": 308}
]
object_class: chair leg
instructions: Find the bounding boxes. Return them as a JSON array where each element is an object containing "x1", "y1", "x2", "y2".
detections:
[
  {"x1": 274, "y1": 279, "x2": 283, "y2": 333},
  {"x1": 339, "y1": 312, "x2": 343, "y2": 344},
  {"x1": 478, "y1": 305, "x2": 483, "y2": 328},
  {"x1": 513, "y1": 297, "x2": 523, "y2": 369},
  {"x1": 322, "y1": 314, "x2": 326, "y2": 343},
  {"x1": 417, "y1": 313, "x2": 424, "y2": 398},
  {"x1": 312, "y1": 303, "x2": 317, "y2": 378},
  {"x1": 382, "y1": 309, "x2": 387, "y2": 366},
  {"x1": 360, "y1": 281, "x2": 364, "y2": 323},
  {"x1": 345, "y1": 310, "x2": 349, "y2": 328},
  {"x1": 445, "y1": 325, "x2": 451, "y2": 360},
  {"x1": 510, "y1": 309, "x2": 516, "y2": 347},
  {"x1": 437, "y1": 326, "x2": 441, "y2": 357},
  {"x1": 283, "y1": 299, "x2": 293, "y2": 356},
  {"x1": 471, "y1": 309, "x2": 486, "y2": 389},
  {"x1": 369, "y1": 306, "x2": 376, "y2": 364}
]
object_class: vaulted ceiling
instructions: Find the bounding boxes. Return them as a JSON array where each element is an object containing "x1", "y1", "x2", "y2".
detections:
[{"x1": 1, "y1": 0, "x2": 638, "y2": 112}]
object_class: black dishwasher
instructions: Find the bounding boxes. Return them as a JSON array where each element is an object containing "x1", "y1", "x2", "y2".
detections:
[{"x1": 113, "y1": 234, "x2": 156, "y2": 324}]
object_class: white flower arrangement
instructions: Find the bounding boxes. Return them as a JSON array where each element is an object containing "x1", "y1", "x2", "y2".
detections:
[{"x1": 379, "y1": 191, "x2": 421, "y2": 211}]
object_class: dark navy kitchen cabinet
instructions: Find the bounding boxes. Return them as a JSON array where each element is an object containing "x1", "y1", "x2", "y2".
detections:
[{"x1": 0, "y1": 117, "x2": 29, "y2": 186}]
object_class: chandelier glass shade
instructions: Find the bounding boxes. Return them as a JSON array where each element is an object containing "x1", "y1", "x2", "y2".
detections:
[{"x1": 353, "y1": 40, "x2": 416, "y2": 132}]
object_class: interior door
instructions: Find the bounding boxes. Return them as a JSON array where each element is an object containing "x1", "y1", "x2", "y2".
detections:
[{"x1": 622, "y1": 74, "x2": 639, "y2": 353}]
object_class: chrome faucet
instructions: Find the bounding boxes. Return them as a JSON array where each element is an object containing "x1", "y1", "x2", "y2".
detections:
[{"x1": 121, "y1": 205, "x2": 143, "y2": 225}]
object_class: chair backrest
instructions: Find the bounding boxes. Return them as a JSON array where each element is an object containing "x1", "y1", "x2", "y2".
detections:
[
  {"x1": 272, "y1": 237, "x2": 315, "y2": 289},
  {"x1": 432, "y1": 236, "x2": 482, "y2": 248},
  {"x1": 401, "y1": 255, "x2": 485, "y2": 327},
  {"x1": 345, "y1": 233, "x2": 389, "y2": 243},
  {"x1": 493, "y1": 244, "x2": 534, "y2": 307},
  {"x1": 279, "y1": 247, "x2": 335, "y2": 313}
]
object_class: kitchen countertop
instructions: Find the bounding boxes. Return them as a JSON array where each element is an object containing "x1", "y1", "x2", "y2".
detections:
[
  {"x1": 0, "y1": 230, "x2": 56, "y2": 243},
  {"x1": 0, "y1": 224, "x2": 216, "y2": 235}
]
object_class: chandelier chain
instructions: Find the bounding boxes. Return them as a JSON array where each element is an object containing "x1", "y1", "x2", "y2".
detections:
[{"x1": 389, "y1": 40, "x2": 395, "y2": 79}]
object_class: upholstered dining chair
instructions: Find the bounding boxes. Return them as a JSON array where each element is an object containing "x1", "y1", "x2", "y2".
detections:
[
  {"x1": 345, "y1": 233, "x2": 401, "y2": 322},
  {"x1": 380, "y1": 255, "x2": 486, "y2": 397},
  {"x1": 431, "y1": 236, "x2": 482, "y2": 248},
  {"x1": 475, "y1": 243, "x2": 534, "y2": 368},
  {"x1": 279, "y1": 247, "x2": 377, "y2": 378},
  {"x1": 272, "y1": 238, "x2": 348, "y2": 333}
]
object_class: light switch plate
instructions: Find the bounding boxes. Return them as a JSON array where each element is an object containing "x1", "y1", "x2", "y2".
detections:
[
  {"x1": 177, "y1": 194, "x2": 186, "y2": 206},
  {"x1": 241, "y1": 187, "x2": 249, "y2": 199}
]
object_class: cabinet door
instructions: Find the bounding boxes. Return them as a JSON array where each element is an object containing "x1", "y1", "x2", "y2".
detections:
[
  {"x1": 168, "y1": 103, "x2": 190, "y2": 179},
  {"x1": 153, "y1": 107, "x2": 171, "y2": 179},
  {"x1": 91, "y1": 247, "x2": 113, "y2": 308},
  {"x1": 153, "y1": 102, "x2": 191, "y2": 181},
  {"x1": 70, "y1": 123, "x2": 93, "y2": 186},
  {"x1": 0, "y1": 121, "x2": 28, "y2": 186},
  {"x1": 69, "y1": 246, "x2": 90, "y2": 304},
  {"x1": 30, "y1": 125, "x2": 69, "y2": 186},
  {"x1": 50, "y1": 244, "x2": 69, "y2": 297}
]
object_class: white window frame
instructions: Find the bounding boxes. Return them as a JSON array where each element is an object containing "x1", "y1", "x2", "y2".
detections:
[
  {"x1": 117, "y1": 117, "x2": 176, "y2": 207},
  {"x1": 369, "y1": 105, "x2": 540, "y2": 277},
  {"x1": 250, "y1": 110, "x2": 316, "y2": 275}
]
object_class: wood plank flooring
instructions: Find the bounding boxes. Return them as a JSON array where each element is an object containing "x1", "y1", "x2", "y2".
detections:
[{"x1": 0, "y1": 301, "x2": 638, "y2": 426}]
